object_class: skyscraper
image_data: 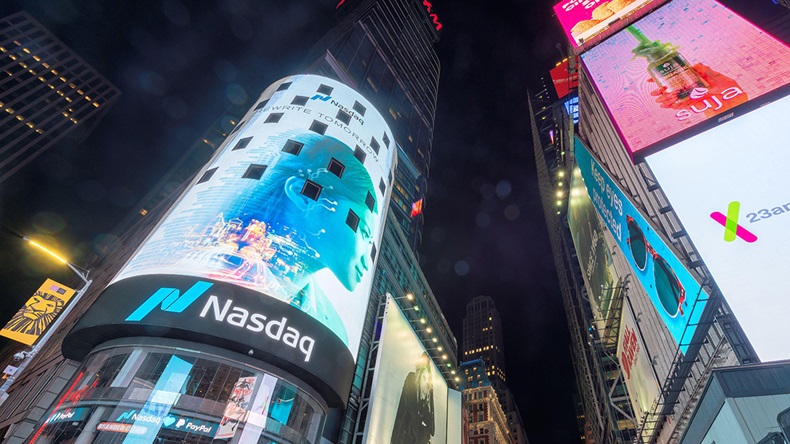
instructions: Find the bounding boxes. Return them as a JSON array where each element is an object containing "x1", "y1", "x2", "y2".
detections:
[{"x1": 0, "y1": 11, "x2": 120, "y2": 183}]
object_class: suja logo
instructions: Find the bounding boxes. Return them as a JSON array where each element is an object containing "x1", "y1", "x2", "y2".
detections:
[
  {"x1": 710, "y1": 201, "x2": 758, "y2": 243},
  {"x1": 127, "y1": 282, "x2": 315, "y2": 361},
  {"x1": 676, "y1": 87, "x2": 745, "y2": 121}
]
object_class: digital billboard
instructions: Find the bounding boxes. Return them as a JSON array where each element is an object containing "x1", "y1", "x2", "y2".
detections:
[
  {"x1": 550, "y1": 58, "x2": 579, "y2": 99},
  {"x1": 554, "y1": 0, "x2": 660, "y2": 50},
  {"x1": 580, "y1": 0, "x2": 790, "y2": 158},
  {"x1": 363, "y1": 296, "x2": 449, "y2": 444},
  {"x1": 646, "y1": 94, "x2": 790, "y2": 362},
  {"x1": 574, "y1": 137, "x2": 708, "y2": 353},
  {"x1": 618, "y1": 298, "x2": 660, "y2": 428},
  {"x1": 1, "y1": 278, "x2": 75, "y2": 345},
  {"x1": 567, "y1": 165, "x2": 618, "y2": 330},
  {"x1": 63, "y1": 75, "x2": 396, "y2": 406}
]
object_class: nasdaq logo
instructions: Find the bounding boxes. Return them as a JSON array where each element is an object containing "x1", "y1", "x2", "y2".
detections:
[
  {"x1": 310, "y1": 94, "x2": 331, "y2": 102},
  {"x1": 126, "y1": 281, "x2": 214, "y2": 322}
]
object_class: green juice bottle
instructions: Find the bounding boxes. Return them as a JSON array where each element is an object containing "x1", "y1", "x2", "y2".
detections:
[{"x1": 627, "y1": 26, "x2": 708, "y2": 101}]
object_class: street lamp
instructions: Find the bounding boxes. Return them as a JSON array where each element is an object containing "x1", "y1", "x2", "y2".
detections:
[{"x1": 0, "y1": 237, "x2": 92, "y2": 405}]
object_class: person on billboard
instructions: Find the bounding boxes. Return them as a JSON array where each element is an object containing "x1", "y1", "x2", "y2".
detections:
[
  {"x1": 192, "y1": 131, "x2": 379, "y2": 346},
  {"x1": 391, "y1": 352, "x2": 435, "y2": 444}
]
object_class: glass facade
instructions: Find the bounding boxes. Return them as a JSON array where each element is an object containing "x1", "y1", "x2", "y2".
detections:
[{"x1": 34, "y1": 343, "x2": 325, "y2": 443}]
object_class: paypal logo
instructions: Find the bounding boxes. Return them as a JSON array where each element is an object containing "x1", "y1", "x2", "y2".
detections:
[{"x1": 126, "y1": 281, "x2": 213, "y2": 322}]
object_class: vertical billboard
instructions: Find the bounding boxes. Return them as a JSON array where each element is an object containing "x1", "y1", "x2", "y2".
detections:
[
  {"x1": 554, "y1": 0, "x2": 660, "y2": 50},
  {"x1": 646, "y1": 94, "x2": 790, "y2": 362},
  {"x1": 574, "y1": 137, "x2": 708, "y2": 353},
  {"x1": 63, "y1": 75, "x2": 397, "y2": 406},
  {"x1": 1, "y1": 278, "x2": 75, "y2": 345},
  {"x1": 580, "y1": 0, "x2": 790, "y2": 158},
  {"x1": 363, "y1": 296, "x2": 449, "y2": 444},
  {"x1": 618, "y1": 298, "x2": 660, "y2": 428},
  {"x1": 567, "y1": 165, "x2": 618, "y2": 329},
  {"x1": 550, "y1": 58, "x2": 579, "y2": 99}
]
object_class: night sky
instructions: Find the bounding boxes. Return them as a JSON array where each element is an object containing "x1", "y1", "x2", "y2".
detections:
[{"x1": 0, "y1": 1, "x2": 781, "y2": 443}]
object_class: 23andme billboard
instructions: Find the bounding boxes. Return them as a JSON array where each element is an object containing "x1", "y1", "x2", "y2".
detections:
[
  {"x1": 646, "y1": 94, "x2": 790, "y2": 362},
  {"x1": 574, "y1": 137, "x2": 708, "y2": 353},
  {"x1": 580, "y1": 0, "x2": 790, "y2": 158}
]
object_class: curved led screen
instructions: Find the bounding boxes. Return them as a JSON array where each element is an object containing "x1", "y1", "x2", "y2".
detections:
[{"x1": 64, "y1": 75, "x2": 397, "y2": 406}]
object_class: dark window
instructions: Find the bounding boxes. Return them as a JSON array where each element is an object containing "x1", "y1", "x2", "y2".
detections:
[
  {"x1": 370, "y1": 243, "x2": 377, "y2": 262},
  {"x1": 346, "y1": 209, "x2": 360, "y2": 232},
  {"x1": 265, "y1": 113, "x2": 283, "y2": 123},
  {"x1": 282, "y1": 139, "x2": 304, "y2": 155},
  {"x1": 328, "y1": 158, "x2": 345, "y2": 178},
  {"x1": 230, "y1": 121, "x2": 245, "y2": 134},
  {"x1": 354, "y1": 146, "x2": 366, "y2": 164},
  {"x1": 379, "y1": 178, "x2": 386, "y2": 195},
  {"x1": 370, "y1": 137, "x2": 380, "y2": 154},
  {"x1": 242, "y1": 164, "x2": 267, "y2": 180},
  {"x1": 301, "y1": 180, "x2": 322, "y2": 201},
  {"x1": 277, "y1": 82, "x2": 291, "y2": 91},
  {"x1": 382, "y1": 133, "x2": 390, "y2": 147},
  {"x1": 309, "y1": 120, "x2": 328, "y2": 135},
  {"x1": 317, "y1": 84, "x2": 333, "y2": 95},
  {"x1": 254, "y1": 100, "x2": 269, "y2": 110},
  {"x1": 336, "y1": 110, "x2": 351, "y2": 125},
  {"x1": 232, "y1": 137, "x2": 252, "y2": 151},
  {"x1": 291, "y1": 95, "x2": 308, "y2": 106},
  {"x1": 365, "y1": 191, "x2": 375, "y2": 211},
  {"x1": 197, "y1": 167, "x2": 217, "y2": 184},
  {"x1": 353, "y1": 101, "x2": 366, "y2": 116}
]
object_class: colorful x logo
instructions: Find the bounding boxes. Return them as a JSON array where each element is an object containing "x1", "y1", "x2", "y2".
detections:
[{"x1": 710, "y1": 201, "x2": 757, "y2": 243}]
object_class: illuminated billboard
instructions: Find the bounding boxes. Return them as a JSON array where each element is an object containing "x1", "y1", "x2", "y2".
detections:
[
  {"x1": 574, "y1": 137, "x2": 708, "y2": 353},
  {"x1": 549, "y1": 58, "x2": 579, "y2": 99},
  {"x1": 567, "y1": 165, "x2": 617, "y2": 329},
  {"x1": 618, "y1": 298, "x2": 660, "y2": 428},
  {"x1": 554, "y1": 0, "x2": 659, "y2": 50},
  {"x1": 646, "y1": 94, "x2": 790, "y2": 362},
  {"x1": 580, "y1": 0, "x2": 790, "y2": 157},
  {"x1": 1, "y1": 279, "x2": 75, "y2": 345},
  {"x1": 63, "y1": 75, "x2": 396, "y2": 406},
  {"x1": 363, "y1": 296, "x2": 449, "y2": 444}
]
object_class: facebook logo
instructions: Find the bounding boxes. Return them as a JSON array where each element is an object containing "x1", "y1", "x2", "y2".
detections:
[{"x1": 126, "y1": 281, "x2": 213, "y2": 322}]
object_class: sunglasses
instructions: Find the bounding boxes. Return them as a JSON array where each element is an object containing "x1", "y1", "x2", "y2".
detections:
[{"x1": 626, "y1": 216, "x2": 686, "y2": 318}]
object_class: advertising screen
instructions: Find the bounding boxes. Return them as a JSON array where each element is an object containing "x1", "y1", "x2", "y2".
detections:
[
  {"x1": 554, "y1": 0, "x2": 659, "y2": 50},
  {"x1": 646, "y1": 94, "x2": 790, "y2": 362},
  {"x1": 363, "y1": 296, "x2": 449, "y2": 444},
  {"x1": 581, "y1": 0, "x2": 790, "y2": 157},
  {"x1": 446, "y1": 389, "x2": 462, "y2": 444},
  {"x1": 1, "y1": 278, "x2": 75, "y2": 345},
  {"x1": 567, "y1": 165, "x2": 618, "y2": 329},
  {"x1": 64, "y1": 75, "x2": 396, "y2": 406},
  {"x1": 550, "y1": 58, "x2": 579, "y2": 99},
  {"x1": 574, "y1": 137, "x2": 708, "y2": 353},
  {"x1": 618, "y1": 298, "x2": 660, "y2": 428},
  {"x1": 564, "y1": 95, "x2": 580, "y2": 124}
]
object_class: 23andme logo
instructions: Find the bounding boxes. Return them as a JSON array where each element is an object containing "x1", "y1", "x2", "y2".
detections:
[{"x1": 709, "y1": 201, "x2": 758, "y2": 243}]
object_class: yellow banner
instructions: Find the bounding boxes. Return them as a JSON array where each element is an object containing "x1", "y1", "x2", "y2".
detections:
[{"x1": 1, "y1": 279, "x2": 75, "y2": 345}]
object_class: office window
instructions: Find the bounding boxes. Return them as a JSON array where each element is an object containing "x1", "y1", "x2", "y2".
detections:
[
  {"x1": 346, "y1": 209, "x2": 360, "y2": 232},
  {"x1": 353, "y1": 146, "x2": 366, "y2": 164},
  {"x1": 370, "y1": 137, "x2": 380, "y2": 154},
  {"x1": 254, "y1": 100, "x2": 269, "y2": 110},
  {"x1": 328, "y1": 158, "x2": 345, "y2": 178},
  {"x1": 276, "y1": 82, "x2": 291, "y2": 91},
  {"x1": 282, "y1": 139, "x2": 304, "y2": 155},
  {"x1": 232, "y1": 136, "x2": 252, "y2": 151},
  {"x1": 197, "y1": 167, "x2": 217, "y2": 184},
  {"x1": 336, "y1": 110, "x2": 351, "y2": 125},
  {"x1": 317, "y1": 84, "x2": 333, "y2": 95},
  {"x1": 353, "y1": 101, "x2": 366, "y2": 116},
  {"x1": 291, "y1": 95, "x2": 308, "y2": 106},
  {"x1": 300, "y1": 180, "x2": 322, "y2": 201},
  {"x1": 309, "y1": 120, "x2": 328, "y2": 135},
  {"x1": 265, "y1": 113, "x2": 283, "y2": 123},
  {"x1": 242, "y1": 164, "x2": 267, "y2": 180},
  {"x1": 365, "y1": 191, "x2": 375, "y2": 211}
]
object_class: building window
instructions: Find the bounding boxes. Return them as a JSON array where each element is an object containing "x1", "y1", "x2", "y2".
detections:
[
  {"x1": 382, "y1": 132, "x2": 390, "y2": 147},
  {"x1": 254, "y1": 100, "x2": 269, "y2": 110},
  {"x1": 277, "y1": 82, "x2": 292, "y2": 91},
  {"x1": 197, "y1": 167, "x2": 217, "y2": 184},
  {"x1": 365, "y1": 191, "x2": 375, "y2": 211},
  {"x1": 317, "y1": 84, "x2": 333, "y2": 95},
  {"x1": 232, "y1": 136, "x2": 252, "y2": 151},
  {"x1": 370, "y1": 243, "x2": 377, "y2": 261},
  {"x1": 291, "y1": 95, "x2": 308, "y2": 106},
  {"x1": 346, "y1": 209, "x2": 360, "y2": 232},
  {"x1": 370, "y1": 137, "x2": 380, "y2": 154},
  {"x1": 328, "y1": 158, "x2": 344, "y2": 178},
  {"x1": 353, "y1": 145, "x2": 366, "y2": 164},
  {"x1": 300, "y1": 180, "x2": 322, "y2": 201},
  {"x1": 336, "y1": 110, "x2": 351, "y2": 125},
  {"x1": 282, "y1": 139, "x2": 304, "y2": 155},
  {"x1": 379, "y1": 178, "x2": 386, "y2": 195},
  {"x1": 353, "y1": 101, "x2": 366, "y2": 116},
  {"x1": 242, "y1": 164, "x2": 267, "y2": 180},
  {"x1": 265, "y1": 113, "x2": 283, "y2": 123},
  {"x1": 309, "y1": 120, "x2": 328, "y2": 135},
  {"x1": 229, "y1": 121, "x2": 245, "y2": 134}
]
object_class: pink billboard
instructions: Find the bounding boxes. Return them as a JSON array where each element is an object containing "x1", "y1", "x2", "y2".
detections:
[
  {"x1": 580, "y1": 0, "x2": 790, "y2": 157},
  {"x1": 553, "y1": 0, "x2": 659, "y2": 50}
]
